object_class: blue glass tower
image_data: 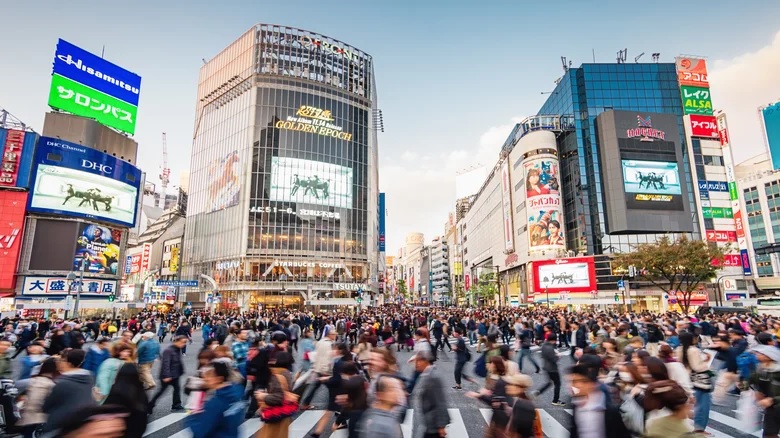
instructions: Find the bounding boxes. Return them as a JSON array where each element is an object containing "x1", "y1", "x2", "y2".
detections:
[{"x1": 538, "y1": 63, "x2": 700, "y2": 256}]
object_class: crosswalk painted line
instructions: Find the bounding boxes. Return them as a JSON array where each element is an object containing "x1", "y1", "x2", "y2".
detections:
[
  {"x1": 143, "y1": 404, "x2": 759, "y2": 437},
  {"x1": 143, "y1": 412, "x2": 189, "y2": 436},
  {"x1": 401, "y1": 409, "x2": 414, "y2": 438},
  {"x1": 446, "y1": 408, "x2": 469, "y2": 437}
]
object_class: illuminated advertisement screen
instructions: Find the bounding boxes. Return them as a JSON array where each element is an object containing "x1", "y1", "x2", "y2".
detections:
[
  {"x1": 75, "y1": 223, "x2": 123, "y2": 275},
  {"x1": 533, "y1": 257, "x2": 596, "y2": 294},
  {"x1": 28, "y1": 137, "x2": 141, "y2": 227},
  {"x1": 269, "y1": 157, "x2": 353, "y2": 208},
  {"x1": 206, "y1": 150, "x2": 241, "y2": 213},
  {"x1": 621, "y1": 159, "x2": 683, "y2": 211}
]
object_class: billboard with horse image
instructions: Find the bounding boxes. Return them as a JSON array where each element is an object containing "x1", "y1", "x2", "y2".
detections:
[
  {"x1": 269, "y1": 156, "x2": 353, "y2": 208},
  {"x1": 28, "y1": 137, "x2": 141, "y2": 227},
  {"x1": 206, "y1": 150, "x2": 241, "y2": 212},
  {"x1": 621, "y1": 159, "x2": 683, "y2": 211}
]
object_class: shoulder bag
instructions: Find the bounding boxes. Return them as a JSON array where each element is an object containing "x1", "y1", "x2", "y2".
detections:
[{"x1": 259, "y1": 373, "x2": 299, "y2": 423}]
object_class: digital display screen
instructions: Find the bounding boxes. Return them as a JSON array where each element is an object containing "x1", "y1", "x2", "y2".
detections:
[
  {"x1": 269, "y1": 157, "x2": 353, "y2": 208},
  {"x1": 621, "y1": 159, "x2": 684, "y2": 211}
]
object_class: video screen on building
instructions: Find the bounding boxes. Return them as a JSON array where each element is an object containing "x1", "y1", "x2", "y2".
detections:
[
  {"x1": 269, "y1": 157, "x2": 353, "y2": 208},
  {"x1": 621, "y1": 159, "x2": 684, "y2": 211},
  {"x1": 28, "y1": 138, "x2": 141, "y2": 227},
  {"x1": 74, "y1": 223, "x2": 122, "y2": 275}
]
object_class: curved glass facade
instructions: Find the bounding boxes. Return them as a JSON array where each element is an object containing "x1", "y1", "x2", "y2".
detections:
[{"x1": 182, "y1": 25, "x2": 379, "y2": 309}]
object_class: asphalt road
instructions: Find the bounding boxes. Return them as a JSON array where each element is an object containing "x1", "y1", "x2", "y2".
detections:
[{"x1": 10, "y1": 332, "x2": 754, "y2": 437}]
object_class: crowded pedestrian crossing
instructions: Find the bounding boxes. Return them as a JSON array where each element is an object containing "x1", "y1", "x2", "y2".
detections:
[{"x1": 142, "y1": 403, "x2": 759, "y2": 438}]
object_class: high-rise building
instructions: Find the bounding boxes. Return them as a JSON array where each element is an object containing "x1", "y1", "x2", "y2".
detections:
[
  {"x1": 430, "y1": 236, "x2": 450, "y2": 304},
  {"x1": 182, "y1": 25, "x2": 380, "y2": 310},
  {"x1": 735, "y1": 157, "x2": 780, "y2": 277},
  {"x1": 761, "y1": 101, "x2": 780, "y2": 170}
]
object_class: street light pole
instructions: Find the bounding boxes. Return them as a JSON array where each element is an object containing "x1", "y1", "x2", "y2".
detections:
[
  {"x1": 73, "y1": 258, "x2": 86, "y2": 317},
  {"x1": 546, "y1": 287, "x2": 550, "y2": 309}
]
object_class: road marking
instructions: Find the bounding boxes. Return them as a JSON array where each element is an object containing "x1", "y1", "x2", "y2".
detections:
[
  {"x1": 143, "y1": 412, "x2": 189, "y2": 436},
  {"x1": 480, "y1": 408, "x2": 492, "y2": 424},
  {"x1": 564, "y1": 409, "x2": 573, "y2": 415},
  {"x1": 446, "y1": 408, "x2": 468, "y2": 437},
  {"x1": 707, "y1": 411, "x2": 762, "y2": 437},
  {"x1": 290, "y1": 410, "x2": 326, "y2": 438},
  {"x1": 401, "y1": 409, "x2": 414, "y2": 438},
  {"x1": 239, "y1": 418, "x2": 263, "y2": 438},
  {"x1": 165, "y1": 429, "x2": 192, "y2": 438},
  {"x1": 538, "y1": 408, "x2": 569, "y2": 438}
]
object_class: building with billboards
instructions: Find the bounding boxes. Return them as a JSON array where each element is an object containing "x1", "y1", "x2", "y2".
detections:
[{"x1": 181, "y1": 25, "x2": 380, "y2": 310}]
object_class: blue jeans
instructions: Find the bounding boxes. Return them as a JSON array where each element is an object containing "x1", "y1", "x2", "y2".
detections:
[
  {"x1": 694, "y1": 388, "x2": 711, "y2": 430},
  {"x1": 517, "y1": 348, "x2": 540, "y2": 373}
]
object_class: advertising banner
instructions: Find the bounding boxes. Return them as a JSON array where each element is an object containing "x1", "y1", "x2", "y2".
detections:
[
  {"x1": 688, "y1": 115, "x2": 719, "y2": 138},
  {"x1": 675, "y1": 57, "x2": 709, "y2": 88},
  {"x1": 762, "y1": 102, "x2": 780, "y2": 170},
  {"x1": 716, "y1": 254, "x2": 742, "y2": 267},
  {"x1": 0, "y1": 191, "x2": 28, "y2": 291},
  {"x1": 124, "y1": 255, "x2": 132, "y2": 275},
  {"x1": 378, "y1": 193, "x2": 386, "y2": 252},
  {"x1": 270, "y1": 156, "x2": 353, "y2": 208},
  {"x1": 206, "y1": 150, "x2": 241, "y2": 213},
  {"x1": 698, "y1": 180, "x2": 728, "y2": 192},
  {"x1": 740, "y1": 249, "x2": 753, "y2": 276},
  {"x1": 170, "y1": 246, "x2": 179, "y2": 273},
  {"x1": 702, "y1": 207, "x2": 733, "y2": 219},
  {"x1": 74, "y1": 223, "x2": 122, "y2": 275},
  {"x1": 0, "y1": 130, "x2": 25, "y2": 187},
  {"x1": 48, "y1": 74, "x2": 138, "y2": 135},
  {"x1": 130, "y1": 254, "x2": 141, "y2": 274},
  {"x1": 524, "y1": 158, "x2": 564, "y2": 251},
  {"x1": 680, "y1": 85, "x2": 713, "y2": 115},
  {"x1": 705, "y1": 230, "x2": 736, "y2": 243},
  {"x1": 52, "y1": 39, "x2": 142, "y2": 106},
  {"x1": 532, "y1": 257, "x2": 596, "y2": 294},
  {"x1": 28, "y1": 137, "x2": 141, "y2": 227},
  {"x1": 274, "y1": 105, "x2": 353, "y2": 141},
  {"x1": 141, "y1": 243, "x2": 152, "y2": 273},
  {"x1": 718, "y1": 112, "x2": 752, "y2": 276},
  {"x1": 21, "y1": 276, "x2": 116, "y2": 296},
  {"x1": 622, "y1": 160, "x2": 683, "y2": 210},
  {"x1": 500, "y1": 161, "x2": 514, "y2": 252}
]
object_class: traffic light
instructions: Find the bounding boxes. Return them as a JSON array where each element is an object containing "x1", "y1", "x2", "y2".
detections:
[
  {"x1": 614, "y1": 294, "x2": 619, "y2": 302},
  {"x1": 108, "y1": 294, "x2": 115, "y2": 302}
]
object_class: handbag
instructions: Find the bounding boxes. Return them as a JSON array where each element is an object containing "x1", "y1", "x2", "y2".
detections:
[
  {"x1": 691, "y1": 370, "x2": 714, "y2": 392},
  {"x1": 259, "y1": 373, "x2": 299, "y2": 423}
]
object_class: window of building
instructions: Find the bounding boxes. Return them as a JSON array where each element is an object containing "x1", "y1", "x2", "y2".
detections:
[{"x1": 702, "y1": 155, "x2": 723, "y2": 166}]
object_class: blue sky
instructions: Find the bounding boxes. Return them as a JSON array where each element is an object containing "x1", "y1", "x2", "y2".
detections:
[{"x1": 2, "y1": 0, "x2": 779, "y2": 252}]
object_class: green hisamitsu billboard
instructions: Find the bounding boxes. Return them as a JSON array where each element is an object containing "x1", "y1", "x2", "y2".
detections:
[{"x1": 48, "y1": 74, "x2": 138, "y2": 135}]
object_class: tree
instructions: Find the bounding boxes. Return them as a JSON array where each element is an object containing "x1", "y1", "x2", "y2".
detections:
[
  {"x1": 472, "y1": 273, "x2": 498, "y2": 306},
  {"x1": 615, "y1": 235, "x2": 726, "y2": 314},
  {"x1": 453, "y1": 282, "x2": 466, "y2": 306},
  {"x1": 396, "y1": 279, "x2": 410, "y2": 302}
]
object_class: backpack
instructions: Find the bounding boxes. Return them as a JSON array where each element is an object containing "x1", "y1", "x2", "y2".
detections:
[
  {"x1": 737, "y1": 351, "x2": 759, "y2": 380},
  {"x1": 474, "y1": 353, "x2": 487, "y2": 377},
  {"x1": 464, "y1": 347, "x2": 472, "y2": 362}
]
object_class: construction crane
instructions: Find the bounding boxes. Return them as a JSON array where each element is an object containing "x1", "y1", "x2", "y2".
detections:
[{"x1": 159, "y1": 132, "x2": 171, "y2": 208}]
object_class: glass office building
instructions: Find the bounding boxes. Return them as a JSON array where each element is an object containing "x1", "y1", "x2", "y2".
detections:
[
  {"x1": 538, "y1": 63, "x2": 701, "y2": 256},
  {"x1": 182, "y1": 25, "x2": 380, "y2": 309}
]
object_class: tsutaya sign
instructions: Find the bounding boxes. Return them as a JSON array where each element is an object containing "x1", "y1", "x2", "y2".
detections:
[
  {"x1": 274, "y1": 105, "x2": 352, "y2": 141},
  {"x1": 626, "y1": 115, "x2": 666, "y2": 141},
  {"x1": 333, "y1": 283, "x2": 368, "y2": 291}
]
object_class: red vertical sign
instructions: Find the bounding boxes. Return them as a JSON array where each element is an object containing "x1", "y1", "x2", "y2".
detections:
[
  {"x1": 0, "y1": 130, "x2": 25, "y2": 187},
  {"x1": 0, "y1": 191, "x2": 28, "y2": 291}
]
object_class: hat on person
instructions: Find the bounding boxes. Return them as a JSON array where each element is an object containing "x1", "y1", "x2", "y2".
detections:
[
  {"x1": 503, "y1": 374, "x2": 533, "y2": 388},
  {"x1": 141, "y1": 331, "x2": 155, "y2": 339},
  {"x1": 751, "y1": 344, "x2": 780, "y2": 362}
]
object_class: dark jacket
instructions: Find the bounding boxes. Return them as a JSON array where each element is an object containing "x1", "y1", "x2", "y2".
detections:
[
  {"x1": 184, "y1": 383, "x2": 245, "y2": 438},
  {"x1": 104, "y1": 363, "x2": 149, "y2": 438},
  {"x1": 541, "y1": 342, "x2": 559, "y2": 373},
  {"x1": 570, "y1": 397, "x2": 629, "y2": 438},
  {"x1": 42, "y1": 369, "x2": 96, "y2": 433},
  {"x1": 82, "y1": 345, "x2": 110, "y2": 374},
  {"x1": 414, "y1": 366, "x2": 450, "y2": 437},
  {"x1": 160, "y1": 345, "x2": 184, "y2": 379}
]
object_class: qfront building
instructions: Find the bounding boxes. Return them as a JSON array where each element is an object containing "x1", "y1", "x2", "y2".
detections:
[{"x1": 182, "y1": 25, "x2": 380, "y2": 310}]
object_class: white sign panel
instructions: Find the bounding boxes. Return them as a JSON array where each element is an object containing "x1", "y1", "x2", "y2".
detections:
[
  {"x1": 722, "y1": 278, "x2": 738, "y2": 291},
  {"x1": 21, "y1": 276, "x2": 117, "y2": 296},
  {"x1": 500, "y1": 161, "x2": 514, "y2": 252},
  {"x1": 269, "y1": 157, "x2": 353, "y2": 208}
]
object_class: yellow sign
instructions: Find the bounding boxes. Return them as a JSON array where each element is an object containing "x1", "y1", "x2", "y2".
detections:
[
  {"x1": 635, "y1": 194, "x2": 672, "y2": 202},
  {"x1": 170, "y1": 246, "x2": 179, "y2": 273},
  {"x1": 275, "y1": 105, "x2": 352, "y2": 141}
]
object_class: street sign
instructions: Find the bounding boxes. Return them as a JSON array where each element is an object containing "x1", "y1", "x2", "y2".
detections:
[
  {"x1": 617, "y1": 280, "x2": 625, "y2": 291},
  {"x1": 722, "y1": 278, "x2": 738, "y2": 291},
  {"x1": 155, "y1": 280, "x2": 198, "y2": 287}
]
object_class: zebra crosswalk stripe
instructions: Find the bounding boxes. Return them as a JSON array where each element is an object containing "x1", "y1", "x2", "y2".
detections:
[
  {"x1": 401, "y1": 409, "x2": 414, "y2": 438},
  {"x1": 143, "y1": 412, "x2": 189, "y2": 436},
  {"x1": 446, "y1": 408, "x2": 469, "y2": 437}
]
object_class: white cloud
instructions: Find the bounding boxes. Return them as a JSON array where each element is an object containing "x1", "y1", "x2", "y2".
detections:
[
  {"x1": 709, "y1": 30, "x2": 780, "y2": 164},
  {"x1": 380, "y1": 116, "x2": 524, "y2": 252}
]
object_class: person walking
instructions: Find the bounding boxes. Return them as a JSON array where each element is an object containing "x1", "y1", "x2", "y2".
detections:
[
  {"x1": 185, "y1": 360, "x2": 245, "y2": 438},
  {"x1": 677, "y1": 331, "x2": 713, "y2": 435},
  {"x1": 148, "y1": 335, "x2": 187, "y2": 413},
  {"x1": 299, "y1": 329, "x2": 335, "y2": 410},
  {"x1": 517, "y1": 322, "x2": 540, "y2": 374},
  {"x1": 175, "y1": 320, "x2": 192, "y2": 356},
  {"x1": 359, "y1": 374, "x2": 405, "y2": 437},
  {"x1": 412, "y1": 350, "x2": 449, "y2": 438},
  {"x1": 137, "y1": 331, "x2": 160, "y2": 390},
  {"x1": 531, "y1": 333, "x2": 565, "y2": 407},
  {"x1": 452, "y1": 328, "x2": 475, "y2": 390},
  {"x1": 42, "y1": 349, "x2": 96, "y2": 435},
  {"x1": 17, "y1": 358, "x2": 57, "y2": 438}
]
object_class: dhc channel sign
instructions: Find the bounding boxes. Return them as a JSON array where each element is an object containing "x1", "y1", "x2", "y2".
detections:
[
  {"x1": 698, "y1": 180, "x2": 728, "y2": 192},
  {"x1": 52, "y1": 39, "x2": 142, "y2": 106}
]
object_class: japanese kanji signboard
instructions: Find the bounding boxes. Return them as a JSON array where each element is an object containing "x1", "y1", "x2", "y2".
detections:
[
  {"x1": 680, "y1": 85, "x2": 713, "y2": 115},
  {"x1": 0, "y1": 130, "x2": 25, "y2": 187},
  {"x1": 21, "y1": 276, "x2": 117, "y2": 296},
  {"x1": 48, "y1": 74, "x2": 138, "y2": 135}
]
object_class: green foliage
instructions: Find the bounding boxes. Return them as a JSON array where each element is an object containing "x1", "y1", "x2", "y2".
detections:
[
  {"x1": 616, "y1": 235, "x2": 726, "y2": 314},
  {"x1": 396, "y1": 279, "x2": 410, "y2": 300}
]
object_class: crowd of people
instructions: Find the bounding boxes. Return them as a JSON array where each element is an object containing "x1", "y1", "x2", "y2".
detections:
[{"x1": 0, "y1": 305, "x2": 776, "y2": 437}]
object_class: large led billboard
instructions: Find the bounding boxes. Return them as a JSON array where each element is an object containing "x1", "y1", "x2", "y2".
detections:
[
  {"x1": 28, "y1": 137, "x2": 141, "y2": 227},
  {"x1": 48, "y1": 39, "x2": 142, "y2": 135},
  {"x1": 763, "y1": 102, "x2": 780, "y2": 170},
  {"x1": 74, "y1": 223, "x2": 123, "y2": 275},
  {"x1": 532, "y1": 257, "x2": 596, "y2": 294},
  {"x1": 269, "y1": 157, "x2": 353, "y2": 208},
  {"x1": 621, "y1": 158, "x2": 684, "y2": 211},
  {"x1": 0, "y1": 191, "x2": 28, "y2": 291}
]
